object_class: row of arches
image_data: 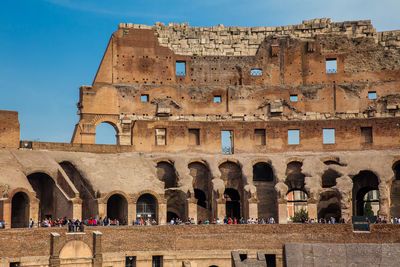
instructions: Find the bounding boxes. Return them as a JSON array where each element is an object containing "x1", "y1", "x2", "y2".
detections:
[{"x1": 7, "y1": 159, "x2": 400, "y2": 227}]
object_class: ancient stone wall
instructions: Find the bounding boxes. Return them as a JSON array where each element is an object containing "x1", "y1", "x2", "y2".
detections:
[{"x1": 0, "y1": 111, "x2": 19, "y2": 149}]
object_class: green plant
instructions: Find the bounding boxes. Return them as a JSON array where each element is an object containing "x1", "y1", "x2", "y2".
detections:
[
  {"x1": 364, "y1": 194, "x2": 374, "y2": 217},
  {"x1": 291, "y1": 208, "x2": 308, "y2": 222}
]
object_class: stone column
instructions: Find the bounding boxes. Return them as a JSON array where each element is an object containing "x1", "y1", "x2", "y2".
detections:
[
  {"x1": 92, "y1": 231, "x2": 103, "y2": 267},
  {"x1": 186, "y1": 197, "x2": 197, "y2": 224},
  {"x1": 2, "y1": 200, "x2": 11, "y2": 229},
  {"x1": 277, "y1": 199, "x2": 287, "y2": 224},
  {"x1": 379, "y1": 182, "x2": 390, "y2": 219},
  {"x1": 216, "y1": 199, "x2": 226, "y2": 220},
  {"x1": 248, "y1": 198, "x2": 258, "y2": 219},
  {"x1": 30, "y1": 198, "x2": 39, "y2": 227},
  {"x1": 307, "y1": 198, "x2": 318, "y2": 220},
  {"x1": 72, "y1": 198, "x2": 82, "y2": 221},
  {"x1": 49, "y1": 232, "x2": 61, "y2": 267},
  {"x1": 98, "y1": 200, "x2": 107, "y2": 220},
  {"x1": 128, "y1": 202, "x2": 136, "y2": 225},
  {"x1": 159, "y1": 202, "x2": 167, "y2": 225}
]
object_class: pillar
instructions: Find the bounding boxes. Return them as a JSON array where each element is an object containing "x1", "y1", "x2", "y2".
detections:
[
  {"x1": 30, "y1": 198, "x2": 39, "y2": 227},
  {"x1": 49, "y1": 233, "x2": 61, "y2": 267},
  {"x1": 307, "y1": 199, "x2": 318, "y2": 220},
  {"x1": 248, "y1": 198, "x2": 258, "y2": 219},
  {"x1": 98, "y1": 201, "x2": 106, "y2": 219},
  {"x1": 2, "y1": 200, "x2": 11, "y2": 229},
  {"x1": 72, "y1": 198, "x2": 82, "y2": 221},
  {"x1": 216, "y1": 199, "x2": 226, "y2": 220},
  {"x1": 278, "y1": 199, "x2": 287, "y2": 224},
  {"x1": 93, "y1": 231, "x2": 103, "y2": 267},
  {"x1": 159, "y1": 202, "x2": 167, "y2": 225},
  {"x1": 128, "y1": 202, "x2": 136, "y2": 225},
  {"x1": 186, "y1": 198, "x2": 197, "y2": 224},
  {"x1": 379, "y1": 182, "x2": 390, "y2": 219},
  {"x1": 117, "y1": 133, "x2": 131, "y2": 145}
]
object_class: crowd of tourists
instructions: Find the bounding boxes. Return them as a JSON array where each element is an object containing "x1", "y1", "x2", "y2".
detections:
[{"x1": 2, "y1": 216, "x2": 400, "y2": 229}]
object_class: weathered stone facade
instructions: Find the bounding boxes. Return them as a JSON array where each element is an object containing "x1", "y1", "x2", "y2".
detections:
[{"x1": 1, "y1": 18, "x2": 400, "y2": 266}]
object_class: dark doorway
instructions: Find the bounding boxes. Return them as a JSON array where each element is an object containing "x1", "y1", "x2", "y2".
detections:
[
  {"x1": 11, "y1": 192, "x2": 29, "y2": 228},
  {"x1": 27, "y1": 172, "x2": 71, "y2": 220},
  {"x1": 156, "y1": 161, "x2": 178, "y2": 189},
  {"x1": 224, "y1": 188, "x2": 240, "y2": 219},
  {"x1": 352, "y1": 170, "x2": 379, "y2": 216},
  {"x1": 137, "y1": 194, "x2": 157, "y2": 222},
  {"x1": 107, "y1": 194, "x2": 128, "y2": 224}
]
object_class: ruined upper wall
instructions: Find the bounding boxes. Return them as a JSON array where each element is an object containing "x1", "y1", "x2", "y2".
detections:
[
  {"x1": 118, "y1": 18, "x2": 400, "y2": 56},
  {"x1": 0, "y1": 110, "x2": 20, "y2": 149}
]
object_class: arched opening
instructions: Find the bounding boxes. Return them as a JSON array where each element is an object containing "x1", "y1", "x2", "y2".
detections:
[
  {"x1": 107, "y1": 194, "x2": 128, "y2": 224},
  {"x1": 156, "y1": 161, "x2": 178, "y2": 189},
  {"x1": 59, "y1": 161, "x2": 97, "y2": 220},
  {"x1": 253, "y1": 162, "x2": 273, "y2": 182},
  {"x1": 352, "y1": 170, "x2": 379, "y2": 216},
  {"x1": 253, "y1": 162, "x2": 277, "y2": 220},
  {"x1": 318, "y1": 191, "x2": 341, "y2": 221},
  {"x1": 224, "y1": 188, "x2": 240, "y2": 219},
  {"x1": 219, "y1": 161, "x2": 244, "y2": 218},
  {"x1": 391, "y1": 161, "x2": 400, "y2": 217},
  {"x1": 285, "y1": 161, "x2": 305, "y2": 190},
  {"x1": 136, "y1": 194, "x2": 158, "y2": 222},
  {"x1": 11, "y1": 192, "x2": 29, "y2": 228},
  {"x1": 321, "y1": 169, "x2": 341, "y2": 188},
  {"x1": 27, "y1": 172, "x2": 72, "y2": 221},
  {"x1": 95, "y1": 122, "x2": 118, "y2": 145},
  {"x1": 287, "y1": 189, "x2": 308, "y2": 221},
  {"x1": 166, "y1": 190, "x2": 186, "y2": 222},
  {"x1": 189, "y1": 162, "x2": 212, "y2": 221}
]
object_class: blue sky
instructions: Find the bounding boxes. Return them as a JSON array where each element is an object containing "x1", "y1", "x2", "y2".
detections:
[{"x1": 1, "y1": 0, "x2": 399, "y2": 144}]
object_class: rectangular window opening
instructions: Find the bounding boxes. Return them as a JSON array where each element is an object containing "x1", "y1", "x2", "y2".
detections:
[
  {"x1": 10, "y1": 263, "x2": 20, "y2": 267},
  {"x1": 368, "y1": 91, "x2": 377, "y2": 100},
  {"x1": 152, "y1": 256, "x2": 163, "y2": 267},
  {"x1": 361, "y1": 127, "x2": 373, "y2": 144},
  {"x1": 323, "y1": 128, "x2": 335, "y2": 144},
  {"x1": 189, "y1": 129, "x2": 200, "y2": 146},
  {"x1": 288, "y1": 129, "x2": 300, "y2": 145},
  {"x1": 239, "y1": 254, "x2": 248, "y2": 261},
  {"x1": 176, "y1": 61, "x2": 186, "y2": 76},
  {"x1": 265, "y1": 254, "x2": 276, "y2": 267},
  {"x1": 125, "y1": 256, "x2": 136, "y2": 267},
  {"x1": 250, "y1": 69, "x2": 263, "y2": 76},
  {"x1": 141, "y1": 94, "x2": 149, "y2": 102},
  {"x1": 290, "y1": 94, "x2": 298, "y2": 102},
  {"x1": 254, "y1": 129, "x2": 266, "y2": 146},
  {"x1": 326, "y1": 58, "x2": 337, "y2": 74},
  {"x1": 155, "y1": 128, "x2": 166, "y2": 146},
  {"x1": 214, "y1": 95, "x2": 222, "y2": 103},
  {"x1": 221, "y1": 130, "x2": 233, "y2": 154}
]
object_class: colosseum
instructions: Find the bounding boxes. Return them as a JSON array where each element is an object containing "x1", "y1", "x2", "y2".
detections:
[{"x1": 1, "y1": 18, "x2": 400, "y2": 266}]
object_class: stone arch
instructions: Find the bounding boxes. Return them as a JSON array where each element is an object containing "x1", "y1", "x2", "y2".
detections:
[
  {"x1": 136, "y1": 193, "x2": 158, "y2": 223},
  {"x1": 133, "y1": 190, "x2": 164, "y2": 204},
  {"x1": 318, "y1": 190, "x2": 341, "y2": 221},
  {"x1": 219, "y1": 161, "x2": 244, "y2": 218},
  {"x1": 287, "y1": 189, "x2": 308, "y2": 220},
  {"x1": 321, "y1": 169, "x2": 341, "y2": 188},
  {"x1": 352, "y1": 170, "x2": 379, "y2": 216},
  {"x1": 59, "y1": 161, "x2": 97, "y2": 220},
  {"x1": 285, "y1": 161, "x2": 306, "y2": 191},
  {"x1": 27, "y1": 172, "x2": 72, "y2": 220},
  {"x1": 189, "y1": 161, "x2": 212, "y2": 221},
  {"x1": 166, "y1": 189, "x2": 186, "y2": 221},
  {"x1": 59, "y1": 240, "x2": 92, "y2": 260},
  {"x1": 391, "y1": 160, "x2": 400, "y2": 217},
  {"x1": 11, "y1": 191, "x2": 30, "y2": 228},
  {"x1": 95, "y1": 121, "x2": 119, "y2": 145},
  {"x1": 252, "y1": 162, "x2": 277, "y2": 220},
  {"x1": 156, "y1": 160, "x2": 178, "y2": 189},
  {"x1": 106, "y1": 193, "x2": 128, "y2": 224}
]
